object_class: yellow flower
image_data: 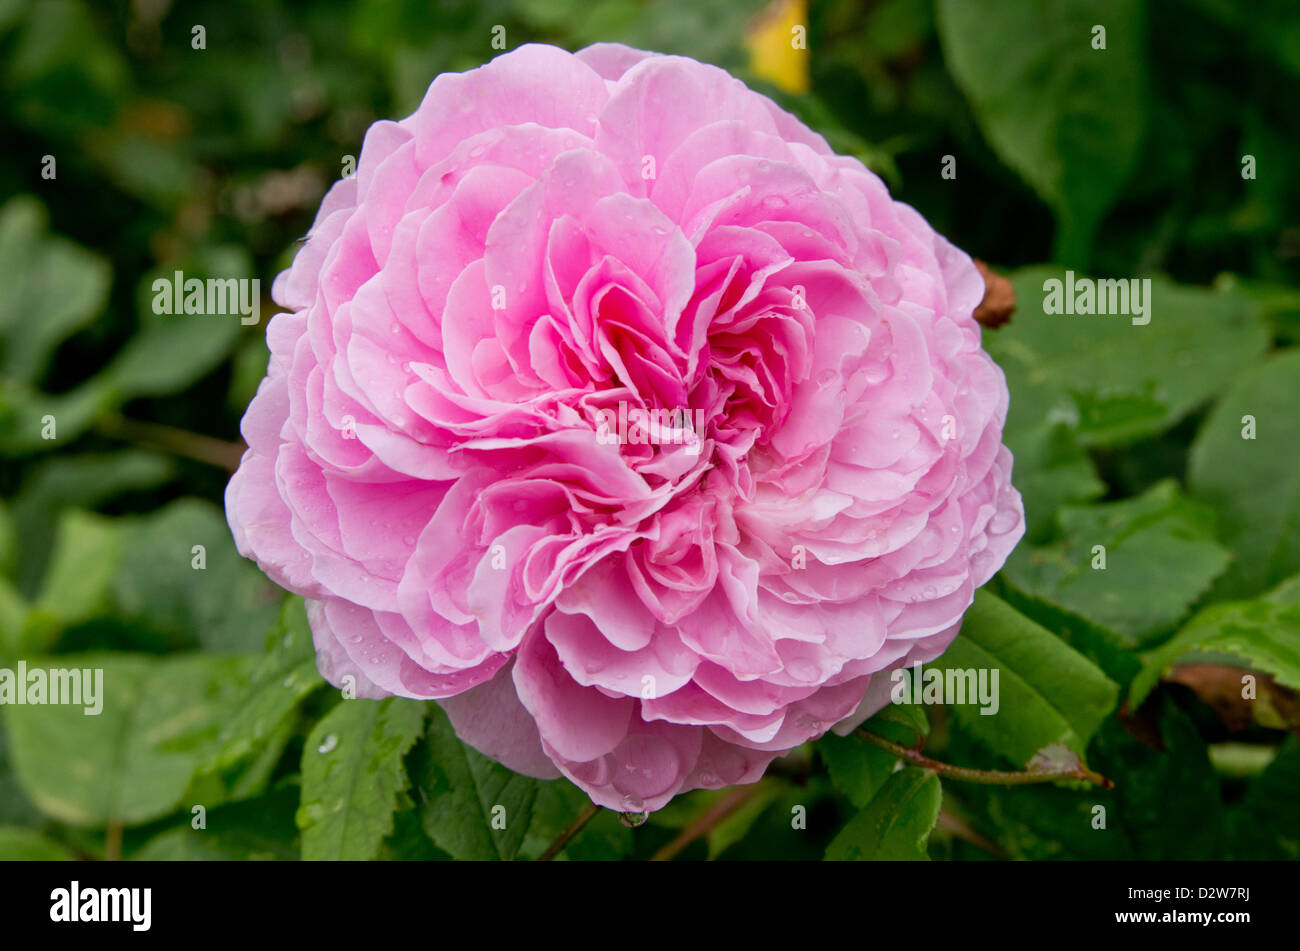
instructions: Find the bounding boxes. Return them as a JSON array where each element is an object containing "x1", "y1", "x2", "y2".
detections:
[{"x1": 745, "y1": 0, "x2": 810, "y2": 95}]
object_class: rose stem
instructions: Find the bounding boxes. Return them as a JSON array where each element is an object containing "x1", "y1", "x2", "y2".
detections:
[
  {"x1": 96, "y1": 412, "x2": 246, "y2": 471},
  {"x1": 936, "y1": 808, "x2": 1006, "y2": 858},
  {"x1": 854, "y1": 728, "x2": 1113, "y2": 788},
  {"x1": 537, "y1": 802, "x2": 601, "y2": 861},
  {"x1": 649, "y1": 781, "x2": 769, "y2": 862}
]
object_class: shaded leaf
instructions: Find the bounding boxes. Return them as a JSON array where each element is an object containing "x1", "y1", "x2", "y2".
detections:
[
  {"x1": 825, "y1": 767, "x2": 941, "y2": 860},
  {"x1": 297, "y1": 697, "x2": 426, "y2": 860},
  {"x1": 1188, "y1": 350, "x2": 1300, "y2": 596},
  {"x1": 937, "y1": 0, "x2": 1146, "y2": 263},
  {"x1": 1004, "y1": 480, "x2": 1231, "y2": 643},
  {"x1": 417, "y1": 704, "x2": 538, "y2": 861},
  {"x1": 931, "y1": 590, "x2": 1118, "y2": 766},
  {"x1": 4, "y1": 652, "x2": 254, "y2": 826}
]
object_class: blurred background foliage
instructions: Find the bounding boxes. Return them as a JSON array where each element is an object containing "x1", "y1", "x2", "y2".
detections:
[{"x1": 0, "y1": 0, "x2": 1297, "y2": 861}]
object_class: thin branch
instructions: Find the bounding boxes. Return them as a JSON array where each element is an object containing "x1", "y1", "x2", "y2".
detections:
[
  {"x1": 538, "y1": 803, "x2": 600, "y2": 861},
  {"x1": 105, "y1": 819, "x2": 123, "y2": 862},
  {"x1": 650, "y1": 782, "x2": 768, "y2": 862},
  {"x1": 936, "y1": 808, "x2": 1005, "y2": 858},
  {"x1": 855, "y1": 728, "x2": 1113, "y2": 788},
  {"x1": 96, "y1": 412, "x2": 246, "y2": 471}
]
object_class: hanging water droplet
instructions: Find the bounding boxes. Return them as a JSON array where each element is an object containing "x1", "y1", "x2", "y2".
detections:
[
  {"x1": 863, "y1": 363, "x2": 889, "y2": 386},
  {"x1": 317, "y1": 734, "x2": 338, "y2": 754},
  {"x1": 989, "y1": 508, "x2": 1019, "y2": 534}
]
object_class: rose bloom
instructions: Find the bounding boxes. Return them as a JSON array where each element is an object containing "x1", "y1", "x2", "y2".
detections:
[{"x1": 227, "y1": 43, "x2": 1024, "y2": 812}]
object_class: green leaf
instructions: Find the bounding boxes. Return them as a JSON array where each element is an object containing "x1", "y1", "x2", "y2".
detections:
[
  {"x1": 865, "y1": 685, "x2": 931, "y2": 743},
  {"x1": 205, "y1": 596, "x2": 323, "y2": 774},
  {"x1": 936, "y1": 0, "x2": 1147, "y2": 264},
  {"x1": 1189, "y1": 0, "x2": 1300, "y2": 83},
  {"x1": 5, "y1": 0, "x2": 126, "y2": 136},
  {"x1": 1227, "y1": 737, "x2": 1300, "y2": 860},
  {"x1": 112, "y1": 499, "x2": 284, "y2": 653},
  {"x1": 1129, "y1": 597, "x2": 1300, "y2": 710},
  {"x1": 417, "y1": 704, "x2": 538, "y2": 861},
  {"x1": 0, "y1": 196, "x2": 110, "y2": 385},
  {"x1": 825, "y1": 767, "x2": 941, "y2": 860},
  {"x1": 931, "y1": 590, "x2": 1118, "y2": 766},
  {"x1": 109, "y1": 246, "x2": 253, "y2": 397},
  {"x1": 297, "y1": 697, "x2": 426, "y2": 860},
  {"x1": 989, "y1": 268, "x2": 1270, "y2": 451},
  {"x1": 0, "y1": 580, "x2": 27, "y2": 662},
  {"x1": 0, "y1": 826, "x2": 76, "y2": 860},
  {"x1": 0, "y1": 728, "x2": 40, "y2": 828},
  {"x1": 1003, "y1": 481, "x2": 1232, "y2": 644},
  {"x1": 1091, "y1": 700, "x2": 1224, "y2": 859},
  {"x1": 817, "y1": 731, "x2": 901, "y2": 809},
  {"x1": 3, "y1": 652, "x2": 255, "y2": 826},
  {"x1": 998, "y1": 419, "x2": 1105, "y2": 544},
  {"x1": 1188, "y1": 350, "x2": 1300, "y2": 596},
  {"x1": 26, "y1": 509, "x2": 120, "y2": 648},
  {"x1": 130, "y1": 783, "x2": 302, "y2": 861},
  {"x1": 10, "y1": 451, "x2": 172, "y2": 595},
  {"x1": 0, "y1": 501, "x2": 15, "y2": 579},
  {"x1": 993, "y1": 579, "x2": 1142, "y2": 686}
]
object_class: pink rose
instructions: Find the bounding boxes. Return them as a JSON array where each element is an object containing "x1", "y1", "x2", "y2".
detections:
[{"x1": 226, "y1": 43, "x2": 1024, "y2": 812}]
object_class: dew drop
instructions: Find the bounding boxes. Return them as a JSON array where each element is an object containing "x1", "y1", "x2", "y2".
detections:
[
  {"x1": 317, "y1": 734, "x2": 338, "y2": 754},
  {"x1": 863, "y1": 363, "x2": 889, "y2": 386},
  {"x1": 989, "y1": 508, "x2": 1019, "y2": 534},
  {"x1": 619, "y1": 806, "x2": 648, "y2": 828}
]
